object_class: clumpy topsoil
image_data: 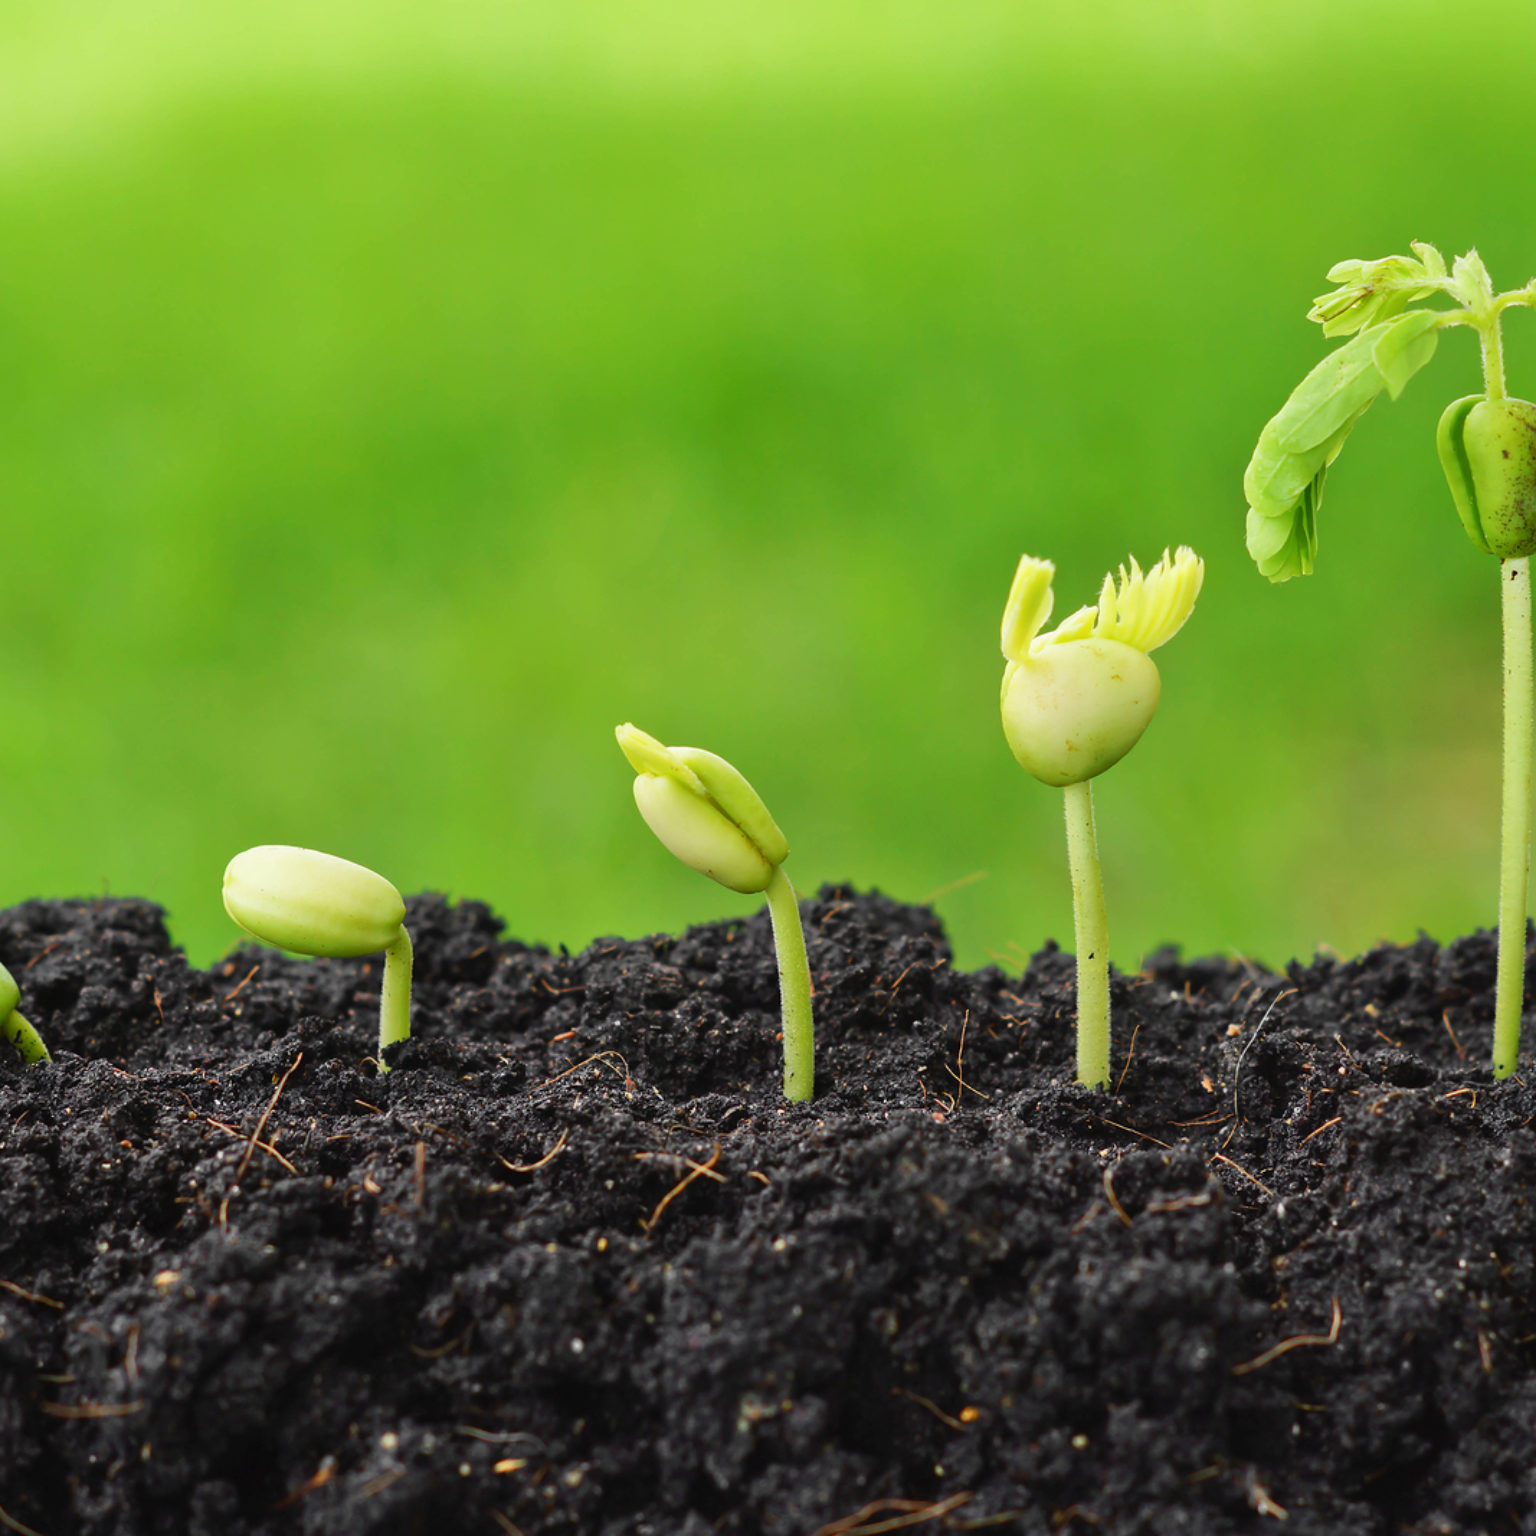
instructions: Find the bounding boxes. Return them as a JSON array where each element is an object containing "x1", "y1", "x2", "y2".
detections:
[{"x1": 2, "y1": 888, "x2": 1535, "y2": 1536}]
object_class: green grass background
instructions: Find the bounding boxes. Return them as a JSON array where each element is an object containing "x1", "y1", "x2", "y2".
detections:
[{"x1": 4, "y1": 0, "x2": 1536, "y2": 974}]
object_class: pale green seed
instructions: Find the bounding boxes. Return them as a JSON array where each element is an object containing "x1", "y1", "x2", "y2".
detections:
[
  {"x1": 1001, "y1": 640, "x2": 1161, "y2": 787},
  {"x1": 632, "y1": 774, "x2": 776, "y2": 894},
  {"x1": 223, "y1": 845, "x2": 406, "y2": 958},
  {"x1": 1438, "y1": 395, "x2": 1536, "y2": 560}
]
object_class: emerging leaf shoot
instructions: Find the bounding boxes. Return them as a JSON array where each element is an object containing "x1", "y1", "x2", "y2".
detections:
[
  {"x1": 0, "y1": 960, "x2": 50, "y2": 1065},
  {"x1": 999, "y1": 549, "x2": 1204, "y2": 1088},
  {"x1": 616, "y1": 724, "x2": 813, "y2": 1101},
  {"x1": 1000, "y1": 548, "x2": 1204, "y2": 787},
  {"x1": 223, "y1": 845, "x2": 414, "y2": 1073}
]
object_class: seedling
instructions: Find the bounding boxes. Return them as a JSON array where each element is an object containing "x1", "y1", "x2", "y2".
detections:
[
  {"x1": 616, "y1": 723, "x2": 814, "y2": 1101},
  {"x1": 1245, "y1": 244, "x2": 1536, "y2": 1077},
  {"x1": 222, "y1": 845, "x2": 413, "y2": 1073},
  {"x1": 999, "y1": 548, "x2": 1204, "y2": 1088},
  {"x1": 0, "y1": 960, "x2": 50, "y2": 1064}
]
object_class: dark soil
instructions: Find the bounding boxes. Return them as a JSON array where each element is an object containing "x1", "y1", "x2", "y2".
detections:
[{"x1": 2, "y1": 888, "x2": 1535, "y2": 1536}]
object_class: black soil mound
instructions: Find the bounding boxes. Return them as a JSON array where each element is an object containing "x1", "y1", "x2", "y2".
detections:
[{"x1": 2, "y1": 887, "x2": 1535, "y2": 1536}]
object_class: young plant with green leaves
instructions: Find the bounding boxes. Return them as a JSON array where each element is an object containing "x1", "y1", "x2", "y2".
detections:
[
  {"x1": 616, "y1": 723, "x2": 814, "y2": 1101},
  {"x1": 1245, "y1": 243, "x2": 1536, "y2": 1077},
  {"x1": 223, "y1": 845, "x2": 413, "y2": 1073},
  {"x1": 0, "y1": 960, "x2": 50, "y2": 1064},
  {"x1": 1000, "y1": 547, "x2": 1205, "y2": 1088}
]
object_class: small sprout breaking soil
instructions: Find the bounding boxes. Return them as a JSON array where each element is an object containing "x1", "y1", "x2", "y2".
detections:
[
  {"x1": 222, "y1": 844, "x2": 414, "y2": 1073},
  {"x1": 0, "y1": 958, "x2": 50, "y2": 1064},
  {"x1": 616, "y1": 723, "x2": 815, "y2": 1101},
  {"x1": 999, "y1": 548, "x2": 1204, "y2": 1088}
]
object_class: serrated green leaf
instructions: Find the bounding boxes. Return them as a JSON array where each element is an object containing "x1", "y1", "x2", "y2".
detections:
[
  {"x1": 1372, "y1": 310, "x2": 1441, "y2": 399},
  {"x1": 1268, "y1": 325, "x2": 1389, "y2": 454}
]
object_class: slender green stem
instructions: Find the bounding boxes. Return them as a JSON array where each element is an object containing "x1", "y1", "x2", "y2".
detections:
[
  {"x1": 2, "y1": 1009, "x2": 50, "y2": 1065},
  {"x1": 1495, "y1": 557, "x2": 1534, "y2": 1077},
  {"x1": 376, "y1": 926, "x2": 414, "y2": 1073},
  {"x1": 1063, "y1": 780, "x2": 1110, "y2": 1089},
  {"x1": 1481, "y1": 310, "x2": 1509, "y2": 401},
  {"x1": 765, "y1": 865, "x2": 814, "y2": 1101}
]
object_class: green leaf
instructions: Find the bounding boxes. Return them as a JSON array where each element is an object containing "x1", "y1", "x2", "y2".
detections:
[
  {"x1": 1000, "y1": 555, "x2": 1055, "y2": 661},
  {"x1": 1268, "y1": 325, "x2": 1390, "y2": 455},
  {"x1": 1317, "y1": 289, "x2": 1411, "y2": 339},
  {"x1": 1310, "y1": 251, "x2": 1444, "y2": 336},
  {"x1": 1246, "y1": 251, "x2": 1457, "y2": 582},
  {"x1": 1244, "y1": 425, "x2": 1322, "y2": 522},
  {"x1": 1410, "y1": 240, "x2": 1448, "y2": 280},
  {"x1": 1324, "y1": 258, "x2": 1370, "y2": 285},
  {"x1": 1451, "y1": 249, "x2": 1494, "y2": 310},
  {"x1": 1372, "y1": 310, "x2": 1441, "y2": 399},
  {"x1": 1245, "y1": 467, "x2": 1322, "y2": 583}
]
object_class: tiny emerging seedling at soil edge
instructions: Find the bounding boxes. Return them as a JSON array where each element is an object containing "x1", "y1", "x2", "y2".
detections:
[
  {"x1": 616, "y1": 723, "x2": 815, "y2": 1101},
  {"x1": 222, "y1": 844, "x2": 413, "y2": 1073},
  {"x1": 0, "y1": 959, "x2": 50, "y2": 1064}
]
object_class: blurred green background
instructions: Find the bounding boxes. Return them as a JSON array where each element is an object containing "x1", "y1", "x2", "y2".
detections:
[{"x1": 4, "y1": 0, "x2": 1536, "y2": 973}]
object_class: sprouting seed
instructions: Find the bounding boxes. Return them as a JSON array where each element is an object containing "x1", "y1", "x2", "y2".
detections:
[
  {"x1": 222, "y1": 845, "x2": 413, "y2": 1073},
  {"x1": 0, "y1": 960, "x2": 50, "y2": 1065},
  {"x1": 999, "y1": 548, "x2": 1204, "y2": 1088},
  {"x1": 616, "y1": 723, "x2": 814, "y2": 1102},
  {"x1": 1244, "y1": 243, "x2": 1536, "y2": 1077}
]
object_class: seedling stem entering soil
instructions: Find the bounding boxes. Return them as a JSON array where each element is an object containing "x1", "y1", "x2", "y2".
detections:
[
  {"x1": 0, "y1": 959, "x2": 49, "y2": 1064},
  {"x1": 1062, "y1": 780, "x2": 1109, "y2": 1086},
  {"x1": 999, "y1": 549, "x2": 1204, "y2": 1087},
  {"x1": 617, "y1": 723, "x2": 815, "y2": 1100},
  {"x1": 222, "y1": 845, "x2": 414, "y2": 1073},
  {"x1": 1245, "y1": 243, "x2": 1536, "y2": 1075}
]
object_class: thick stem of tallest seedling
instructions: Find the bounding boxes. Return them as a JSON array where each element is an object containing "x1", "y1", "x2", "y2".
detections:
[
  {"x1": 1495, "y1": 557, "x2": 1534, "y2": 1077},
  {"x1": 377, "y1": 927, "x2": 414, "y2": 1074},
  {"x1": 1063, "y1": 780, "x2": 1111, "y2": 1089},
  {"x1": 765, "y1": 865, "x2": 814, "y2": 1101}
]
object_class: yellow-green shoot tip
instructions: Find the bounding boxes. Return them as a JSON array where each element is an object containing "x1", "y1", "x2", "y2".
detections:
[
  {"x1": 1001, "y1": 556, "x2": 1056, "y2": 661},
  {"x1": 1091, "y1": 546, "x2": 1205, "y2": 653}
]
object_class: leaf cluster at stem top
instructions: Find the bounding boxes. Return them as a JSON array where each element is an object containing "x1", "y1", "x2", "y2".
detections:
[{"x1": 1244, "y1": 243, "x2": 1536, "y2": 583}]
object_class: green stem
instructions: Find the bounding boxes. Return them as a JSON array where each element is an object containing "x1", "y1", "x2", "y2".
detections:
[
  {"x1": 3, "y1": 1008, "x2": 51, "y2": 1065},
  {"x1": 1481, "y1": 311, "x2": 1509, "y2": 401},
  {"x1": 1063, "y1": 779, "x2": 1110, "y2": 1089},
  {"x1": 765, "y1": 865, "x2": 814, "y2": 1101},
  {"x1": 1495, "y1": 557, "x2": 1533, "y2": 1077},
  {"x1": 376, "y1": 926, "x2": 414, "y2": 1073}
]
